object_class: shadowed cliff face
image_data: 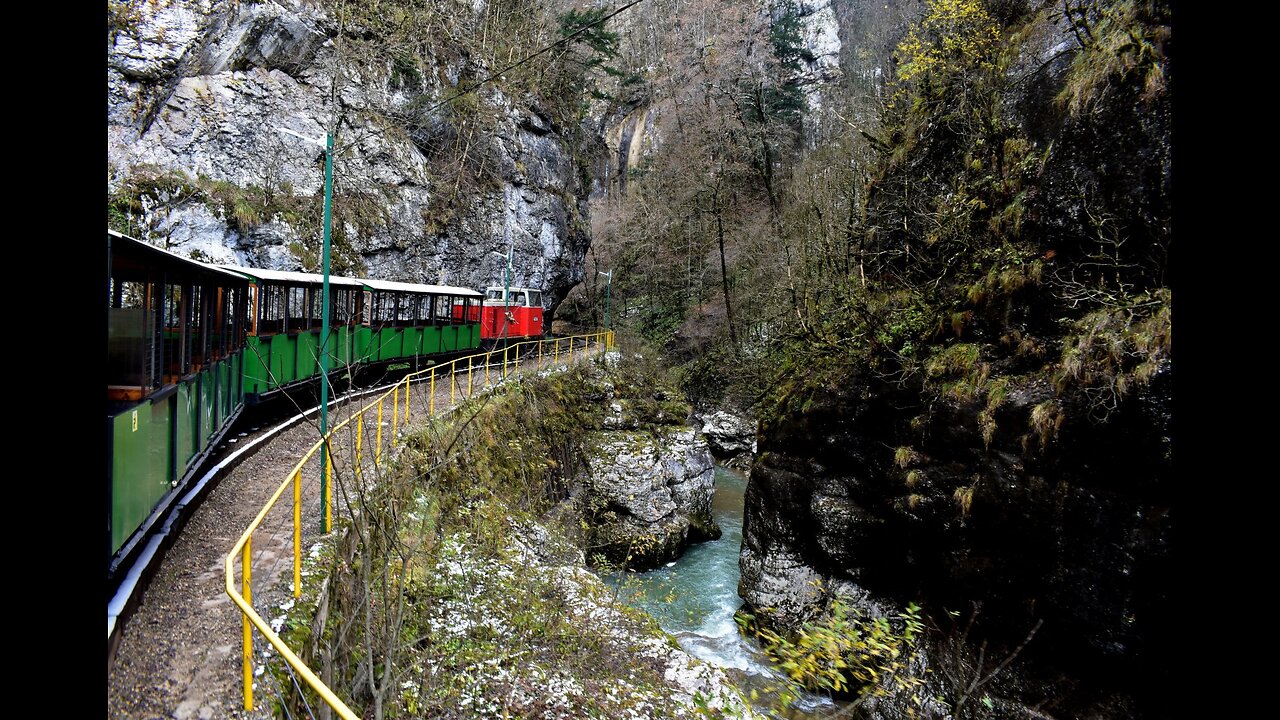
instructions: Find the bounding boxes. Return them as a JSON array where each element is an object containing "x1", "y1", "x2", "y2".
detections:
[
  {"x1": 740, "y1": 364, "x2": 1171, "y2": 716},
  {"x1": 738, "y1": 2, "x2": 1171, "y2": 717}
]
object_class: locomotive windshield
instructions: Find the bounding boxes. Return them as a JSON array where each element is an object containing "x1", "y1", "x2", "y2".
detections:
[{"x1": 485, "y1": 288, "x2": 505, "y2": 301}]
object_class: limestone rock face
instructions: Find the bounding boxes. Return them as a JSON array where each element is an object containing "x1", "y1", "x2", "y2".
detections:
[
  {"x1": 697, "y1": 411, "x2": 756, "y2": 455},
  {"x1": 108, "y1": 0, "x2": 591, "y2": 312},
  {"x1": 696, "y1": 410, "x2": 757, "y2": 471},
  {"x1": 581, "y1": 425, "x2": 722, "y2": 571},
  {"x1": 789, "y1": 0, "x2": 843, "y2": 142}
]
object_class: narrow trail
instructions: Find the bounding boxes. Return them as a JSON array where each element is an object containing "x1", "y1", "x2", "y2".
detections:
[{"x1": 107, "y1": 341, "x2": 606, "y2": 719}]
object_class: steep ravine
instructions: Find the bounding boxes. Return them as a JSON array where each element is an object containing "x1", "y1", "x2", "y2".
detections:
[{"x1": 735, "y1": 2, "x2": 1171, "y2": 718}]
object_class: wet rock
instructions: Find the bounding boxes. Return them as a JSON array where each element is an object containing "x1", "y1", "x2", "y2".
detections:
[
  {"x1": 696, "y1": 410, "x2": 757, "y2": 469},
  {"x1": 581, "y1": 426, "x2": 721, "y2": 570}
]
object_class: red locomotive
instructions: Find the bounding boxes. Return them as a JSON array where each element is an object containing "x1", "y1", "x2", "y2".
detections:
[{"x1": 455, "y1": 286, "x2": 544, "y2": 345}]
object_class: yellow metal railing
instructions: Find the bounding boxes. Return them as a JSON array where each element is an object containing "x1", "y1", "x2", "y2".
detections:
[{"x1": 225, "y1": 330, "x2": 614, "y2": 717}]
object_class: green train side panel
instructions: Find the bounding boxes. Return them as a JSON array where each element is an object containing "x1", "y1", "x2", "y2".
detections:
[
  {"x1": 229, "y1": 352, "x2": 242, "y2": 409},
  {"x1": 422, "y1": 327, "x2": 441, "y2": 355},
  {"x1": 402, "y1": 327, "x2": 420, "y2": 359},
  {"x1": 176, "y1": 384, "x2": 195, "y2": 468},
  {"x1": 215, "y1": 361, "x2": 228, "y2": 426},
  {"x1": 201, "y1": 369, "x2": 216, "y2": 448},
  {"x1": 377, "y1": 328, "x2": 402, "y2": 361},
  {"x1": 296, "y1": 331, "x2": 319, "y2": 382},
  {"x1": 110, "y1": 399, "x2": 173, "y2": 555},
  {"x1": 441, "y1": 325, "x2": 458, "y2": 352},
  {"x1": 244, "y1": 337, "x2": 270, "y2": 395},
  {"x1": 271, "y1": 333, "x2": 296, "y2": 389},
  {"x1": 356, "y1": 326, "x2": 374, "y2": 362},
  {"x1": 331, "y1": 327, "x2": 349, "y2": 368},
  {"x1": 463, "y1": 324, "x2": 481, "y2": 350}
]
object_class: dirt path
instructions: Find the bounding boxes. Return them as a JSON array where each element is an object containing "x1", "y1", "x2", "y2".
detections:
[{"x1": 107, "y1": 342, "x2": 604, "y2": 719}]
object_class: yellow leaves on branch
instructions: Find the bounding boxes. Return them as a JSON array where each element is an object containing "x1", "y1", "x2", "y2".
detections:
[{"x1": 893, "y1": 0, "x2": 1001, "y2": 87}]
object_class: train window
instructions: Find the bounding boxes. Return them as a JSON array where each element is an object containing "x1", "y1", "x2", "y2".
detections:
[
  {"x1": 509, "y1": 291, "x2": 526, "y2": 306},
  {"x1": 110, "y1": 279, "x2": 148, "y2": 309},
  {"x1": 306, "y1": 287, "x2": 322, "y2": 330},
  {"x1": 108, "y1": 280, "x2": 157, "y2": 392},
  {"x1": 260, "y1": 284, "x2": 285, "y2": 335},
  {"x1": 189, "y1": 284, "x2": 204, "y2": 368},
  {"x1": 286, "y1": 286, "x2": 307, "y2": 332},
  {"x1": 229, "y1": 286, "x2": 244, "y2": 347},
  {"x1": 526, "y1": 290, "x2": 542, "y2": 307},
  {"x1": 396, "y1": 293, "x2": 415, "y2": 326},
  {"x1": 373, "y1": 292, "x2": 394, "y2": 325},
  {"x1": 485, "y1": 288, "x2": 505, "y2": 301},
  {"x1": 335, "y1": 288, "x2": 354, "y2": 325},
  {"x1": 434, "y1": 295, "x2": 451, "y2": 324}
]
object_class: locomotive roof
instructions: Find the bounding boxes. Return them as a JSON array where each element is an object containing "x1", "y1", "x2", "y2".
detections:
[
  {"x1": 218, "y1": 265, "x2": 366, "y2": 288},
  {"x1": 361, "y1": 277, "x2": 483, "y2": 297}
]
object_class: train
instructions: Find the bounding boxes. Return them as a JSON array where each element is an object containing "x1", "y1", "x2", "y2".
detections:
[{"x1": 106, "y1": 228, "x2": 546, "y2": 581}]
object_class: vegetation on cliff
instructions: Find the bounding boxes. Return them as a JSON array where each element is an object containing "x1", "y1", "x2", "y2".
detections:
[{"x1": 586, "y1": 0, "x2": 1170, "y2": 717}]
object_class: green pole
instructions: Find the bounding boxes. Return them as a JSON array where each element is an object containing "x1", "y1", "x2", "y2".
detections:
[{"x1": 320, "y1": 132, "x2": 333, "y2": 533}]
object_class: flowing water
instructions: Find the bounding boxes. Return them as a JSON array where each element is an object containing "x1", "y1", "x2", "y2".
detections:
[{"x1": 604, "y1": 466, "x2": 837, "y2": 718}]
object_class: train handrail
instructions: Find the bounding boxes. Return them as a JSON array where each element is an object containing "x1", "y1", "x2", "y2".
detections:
[{"x1": 225, "y1": 330, "x2": 614, "y2": 716}]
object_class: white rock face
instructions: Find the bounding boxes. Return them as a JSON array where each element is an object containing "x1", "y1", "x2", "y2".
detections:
[
  {"x1": 788, "y1": 0, "x2": 844, "y2": 144},
  {"x1": 583, "y1": 425, "x2": 721, "y2": 569},
  {"x1": 793, "y1": 0, "x2": 843, "y2": 86},
  {"x1": 108, "y1": 0, "x2": 590, "y2": 305},
  {"x1": 697, "y1": 410, "x2": 757, "y2": 458}
]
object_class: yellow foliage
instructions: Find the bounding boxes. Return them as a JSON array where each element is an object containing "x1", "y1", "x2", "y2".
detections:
[{"x1": 892, "y1": 0, "x2": 1001, "y2": 91}]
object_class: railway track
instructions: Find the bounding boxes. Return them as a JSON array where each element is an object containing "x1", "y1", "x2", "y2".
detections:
[{"x1": 107, "y1": 335, "x2": 607, "y2": 719}]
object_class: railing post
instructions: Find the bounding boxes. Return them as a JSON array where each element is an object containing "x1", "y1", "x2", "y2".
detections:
[
  {"x1": 242, "y1": 536, "x2": 253, "y2": 711},
  {"x1": 293, "y1": 470, "x2": 301, "y2": 597},
  {"x1": 391, "y1": 386, "x2": 399, "y2": 447},
  {"x1": 324, "y1": 441, "x2": 333, "y2": 532},
  {"x1": 430, "y1": 368, "x2": 436, "y2": 415},
  {"x1": 354, "y1": 413, "x2": 363, "y2": 478},
  {"x1": 404, "y1": 377, "x2": 411, "y2": 424},
  {"x1": 375, "y1": 399, "x2": 384, "y2": 467}
]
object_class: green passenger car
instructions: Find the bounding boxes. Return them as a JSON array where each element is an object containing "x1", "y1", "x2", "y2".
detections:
[
  {"x1": 110, "y1": 229, "x2": 486, "y2": 581},
  {"x1": 107, "y1": 231, "x2": 249, "y2": 575}
]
